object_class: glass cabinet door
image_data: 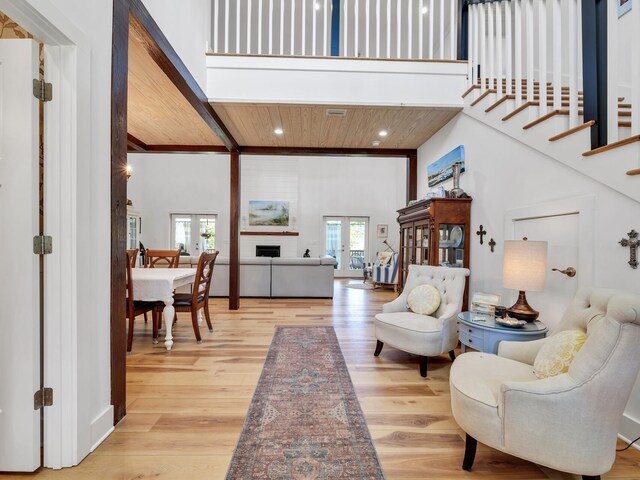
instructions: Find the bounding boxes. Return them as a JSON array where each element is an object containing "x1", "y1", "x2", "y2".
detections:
[
  {"x1": 401, "y1": 225, "x2": 413, "y2": 282},
  {"x1": 438, "y1": 224, "x2": 465, "y2": 268},
  {"x1": 415, "y1": 221, "x2": 430, "y2": 265}
]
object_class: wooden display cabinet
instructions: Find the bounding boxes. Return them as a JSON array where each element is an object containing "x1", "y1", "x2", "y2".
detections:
[{"x1": 396, "y1": 197, "x2": 472, "y2": 310}]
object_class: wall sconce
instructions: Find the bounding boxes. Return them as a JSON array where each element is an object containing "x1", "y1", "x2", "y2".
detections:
[{"x1": 126, "y1": 164, "x2": 132, "y2": 180}]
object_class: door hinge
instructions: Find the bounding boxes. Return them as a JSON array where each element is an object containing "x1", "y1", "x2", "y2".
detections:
[
  {"x1": 32, "y1": 79, "x2": 52, "y2": 102},
  {"x1": 34, "y1": 387, "x2": 53, "y2": 410},
  {"x1": 33, "y1": 235, "x2": 53, "y2": 255}
]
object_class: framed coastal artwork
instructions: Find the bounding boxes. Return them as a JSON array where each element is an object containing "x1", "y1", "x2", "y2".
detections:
[
  {"x1": 248, "y1": 200, "x2": 290, "y2": 226},
  {"x1": 619, "y1": 0, "x2": 632, "y2": 17},
  {"x1": 427, "y1": 145, "x2": 465, "y2": 188}
]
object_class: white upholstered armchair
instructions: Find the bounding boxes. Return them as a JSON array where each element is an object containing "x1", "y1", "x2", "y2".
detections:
[
  {"x1": 450, "y1": 288, "x2": 640, "y2": 480},
  {"x1": 374, "y1": 265, "x2": 470, "y2": 377}
]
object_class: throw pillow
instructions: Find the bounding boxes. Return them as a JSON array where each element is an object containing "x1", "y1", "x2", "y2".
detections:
[
  {"x1": 533, "y1": 329, "x2": 587, "y2": 379},
  {"x1": 407, "y1": 284, "x2": 441, "y2": 316},
  {"x1": 377, "y1": 252, "x2": 393, "y2": 266}
]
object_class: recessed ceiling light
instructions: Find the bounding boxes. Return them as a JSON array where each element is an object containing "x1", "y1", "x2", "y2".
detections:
[
  {"x1": 372, "y1": 140, "x2": 381, "y2": 147},
  {"x1": 422, "y1": 6, "x2": 428, "y2": 14},
  {"x1": 274, "y1": 128, "x2": 284, "y2": 135},
  {"x1": 378, "y1": 130, "x2": 388, "y2": 137},
  {"x1": 315, "y1": 2, "x2": 321, "y2": 10}
]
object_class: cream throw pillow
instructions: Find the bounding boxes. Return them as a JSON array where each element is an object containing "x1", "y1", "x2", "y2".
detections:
[
  {"x1": 533, "y1": 329, "x2": 587, "y2": 379},
  {"x1": 407, "y1": 284, "x2": 441, "y2": 316}
]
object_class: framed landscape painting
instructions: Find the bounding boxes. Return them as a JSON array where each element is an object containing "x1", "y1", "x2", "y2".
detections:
[
  {"x1": 427, "y1": 145, "x2": 465, "y2": 187},
  {"x1": 248, "y1": 200, "x2": 290, "y2": 226},
  {"x1": 619, "y1": 0, "x2": 632, "y2": 17}
]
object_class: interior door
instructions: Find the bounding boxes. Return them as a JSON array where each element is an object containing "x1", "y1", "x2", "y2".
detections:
[
  {"x1": 513, "y1": 213, "x2": 580, "y2": 330},
  {"x1": 324, "y1": 216, "x2": 368, "y2": 278},
  {"x1": 0, "y1": 39, "x2": 41, "y2": 472}
]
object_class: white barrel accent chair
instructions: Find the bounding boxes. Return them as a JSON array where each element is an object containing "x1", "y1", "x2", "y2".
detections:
[
  {"x1": 450, "y1": 288, "x2": 640, "y2": 480},
  {"x1": 374, "y1": 265, "x2": 470, "y2": 377}
]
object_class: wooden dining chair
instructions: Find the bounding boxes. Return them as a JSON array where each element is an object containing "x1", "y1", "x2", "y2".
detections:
[
  {"x1": 126, "y1": 251, "x2": 160, "y2": 352},
  {"x1": 144, "y1": 249, "x2": 181, "y2": 268},
  {"x1": 126, "y1": 249, "x2": 139, "y2": 268},
  {"x1": 173, "y1": 251, "x2": 218, "y2": 343}
]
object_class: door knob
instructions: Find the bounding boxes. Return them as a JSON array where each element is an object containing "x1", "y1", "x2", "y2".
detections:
[{"x1": 552, "y1": 267, "x2": 577, "y2": 277}]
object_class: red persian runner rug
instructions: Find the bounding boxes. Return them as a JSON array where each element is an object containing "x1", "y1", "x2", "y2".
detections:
[{"x1": 225, "y1": 326, "x2": 385, "y2": 480}]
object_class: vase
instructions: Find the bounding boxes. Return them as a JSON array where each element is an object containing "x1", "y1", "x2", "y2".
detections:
[{"x1": 451, "y1": 162, "x2": 465, "y2": 198}]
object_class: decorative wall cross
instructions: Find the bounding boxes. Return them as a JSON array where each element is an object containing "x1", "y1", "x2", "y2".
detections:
[
  {"x1": 488, "y1": 238, "x2": 496, "y2": 253},
  {"x1": 620, "y1": 230, "x2": 639, "y2": 269},
  {"x1": 476, "y1": 225, "x2": 487, "y2": 245}
]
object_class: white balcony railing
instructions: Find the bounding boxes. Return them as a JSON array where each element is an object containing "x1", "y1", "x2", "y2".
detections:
[{"x1": 211, "y1": 0, "x2": 459, "y2": 60}]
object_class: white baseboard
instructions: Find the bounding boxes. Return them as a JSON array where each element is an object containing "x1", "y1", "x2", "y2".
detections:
[
  {"x1": 90, "y1": 406, "x2": 114, "y2": 452},
  {"x1": 618, "y1": 413, "x2": 640, "y2": 452}
]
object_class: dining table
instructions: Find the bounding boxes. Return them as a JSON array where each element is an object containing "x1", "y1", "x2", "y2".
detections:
[{"x1": 131, "y1": 267, "x2": 198, "y2": 351}]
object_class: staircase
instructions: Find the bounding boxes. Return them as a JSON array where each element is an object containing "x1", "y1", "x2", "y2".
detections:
[{"x1": 463, "y1": 0, "x2": 640, "y2": 203}]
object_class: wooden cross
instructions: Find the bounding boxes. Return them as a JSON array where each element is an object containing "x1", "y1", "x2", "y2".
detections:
[
  {"x1": 476, "y1": 225, "x2": 487, "y2": 245},
  {"x1": 488, "y1": 238, "x2": 496, "y2": 253},
  {"x1": 619, "y1": 230, "x2": 639, "y2": 269}
]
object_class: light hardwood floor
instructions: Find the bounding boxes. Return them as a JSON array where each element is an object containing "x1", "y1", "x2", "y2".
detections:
[{"x1": 17, "y1": 281, "x2": 640, "y2": 479}]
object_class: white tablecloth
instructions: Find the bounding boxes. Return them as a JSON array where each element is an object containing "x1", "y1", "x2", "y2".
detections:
[{"x1": 131, "y1": 268, "x2": 197, "y2": 302}]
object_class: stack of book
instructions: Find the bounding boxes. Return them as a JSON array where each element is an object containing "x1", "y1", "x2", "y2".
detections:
[{"x1": 471, "y1": 292, "x2": 501, "y2": 316}]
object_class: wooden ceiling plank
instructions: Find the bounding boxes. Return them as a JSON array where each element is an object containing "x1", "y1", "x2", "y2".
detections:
[{"x1": 127, "y1": 0, "x2": 239, "y2": 151}]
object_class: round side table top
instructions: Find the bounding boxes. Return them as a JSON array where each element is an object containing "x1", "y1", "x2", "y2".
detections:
[{"x1": 458, "y1": 311, "x2": 548, "y2": 335}]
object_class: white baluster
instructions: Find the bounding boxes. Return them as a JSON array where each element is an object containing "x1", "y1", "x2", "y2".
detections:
[
  {"x1": 258, "y1": 0, "x2": 263, "y2": 54},
  {"x1": 312, "y1": 0, "x2": 317, "y2": 56},
  {"x1": 247, "y1": 0, "x2": 252, "y2": 54},
  {"x1": 213, "y1": 0, "x2": 219, "y2": 53},
  {"x1": 397, "y1": 0, "x2": 401, "y2": 58},
  {"x1": 354, "y1": 0, "x2": 359, "y2": 57},
  {"x1": 428, "y1": 0, "x2": 434, "y2": 59},
  {"x1": 376, "y1": 0, "x2": 381, "y2": 58},
  {"x1": 269, "y1": 0, "x2": 274, "y2": 55},
  {"x1": 496, "y1": 2, "x2": 503, "y2": 97},
  {"x1": 538, "y1": 0, "x2": 547, "y2": 114},
  {"x1": 324, "y1": 0, "x2": 328, "y2": 56},
  {"x1": 344, "y1": 0, "x2": 349, "y2": 56},
  {"x1": 473, "y1": 4, "x2": 479, "y2": 85},
  {"x1": 479, "y1": 3, "x2": 486, "y2": 91},
  {"x1": 280, "y1": 0, "x2": 285, "y2": 54},
  {"x1": 291, "y1": 0, "x2": 295, "y2": 55},
  {"x1": 525, "y1": 0, "x2": 534, "y2": 106},
  {"x1": 387, "y1": 0, "x2": 391, "y2": 58},
  {"x1": 488, "y1": 1, "x2": 495, "y2": 91},
  {"x1": 632, "y1": 0, "x2": 640, "y2": 136},
  {"x1": 450, "y1": 0, "x2": 456, "y2": 60},
  {"x1": 408, "y1": 0, "x2": 413, "y2": 59},
  {"x1": 552, "y1": 0, "x2": 562, "y2": 111},
  {"x1": 236, "y1": 0, "x2": 241, "y2": 53},
  {"x1": 514, "y1": 0, "x2": 523, "y2": 106},
  {"x1": 366, "y1": 0, "x2": 370, "y2": 58},
  {"x1": 419, "y1": 0, "x2": 424, "y2": 60},
  {"x1": 225, "y1": 0, "x2": 230, "y2": 53},
  {"x1": 439, "y1": 0, "x2": 444, "y2": 59},
  {"x1": 302, "y1": 0, "x2": 306, "y2": 55},
  {"x1": 606, "y1": 0, "x2": 618, "y2": 142},
  {"x1": 467, "y1": 4, "x2": 474, "y2": 87},
  {"x1": 568, "y1": 0, "x2": 579, "y2": 128},
  {"x1": 505, "y1": 0, "x2": 513, "y2": 96}
]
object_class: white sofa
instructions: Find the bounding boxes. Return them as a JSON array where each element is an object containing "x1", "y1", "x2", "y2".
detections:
[
  {"x1": 271, "y1": 257, "x2": 336, "y2": 298},
  {"x1": 178, "y1": 255, "x2": 336, "y2": 298}
]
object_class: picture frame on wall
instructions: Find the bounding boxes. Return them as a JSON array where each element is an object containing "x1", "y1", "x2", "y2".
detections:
[
  {"x1": 427, "y1": 145, "x2": 465, "y2": 188},
  {"x1": 619, "y1": 0, "x2": 632, "y2": 17},
  {"x1": 377, "y1": 224, "x2": 388, "y2": 238}
]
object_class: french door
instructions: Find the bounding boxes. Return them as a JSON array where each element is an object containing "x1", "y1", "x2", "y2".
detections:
[
  {"x1": 324, "y1": 216, "x2": 369, "y2": 277},
  {"x1": 0, "y1": 39, "x2": 42, "y2": 471},
  {"x1": 171, "y1": 214, "x2": 217, "y2": 256}
]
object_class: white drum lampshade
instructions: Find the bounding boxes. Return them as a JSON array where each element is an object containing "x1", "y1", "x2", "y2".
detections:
[{"x1": 503, "y1": 239, "x2": 548, "y2": 321}]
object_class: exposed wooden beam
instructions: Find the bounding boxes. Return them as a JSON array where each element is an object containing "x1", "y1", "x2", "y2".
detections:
[
  {"x1": 407, "y1": 152, "x2": 418, "y2": 203},
  {"x1": 127, "y1": 0, "x2": 239, "y2": 151},
  {"x1": 128, "y1": 144, "x2": 229, "y2": 154},
  {"x1": 240, "y1": 146, "x2": 417, "y2": 158},
  {"x1": 111, "y1": 0, "x2": 129, "y2": 426},
  {"x1": 127, "y1": 133, "x2": 148, "y2": 152},
  {"x1": 229, "y1": 150, "x2": 241, "y2": 310}
]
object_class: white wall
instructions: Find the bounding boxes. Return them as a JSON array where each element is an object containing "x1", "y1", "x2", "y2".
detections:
[
  {"x1": 417, "y1": 112, "x2": 640, "y2": 443},
  {"x1": 142, "y1": 0, "x2": 210, "y2": 91},
  {"x1": 128, "y1": 154, "x2": 406, "y2": 264}
]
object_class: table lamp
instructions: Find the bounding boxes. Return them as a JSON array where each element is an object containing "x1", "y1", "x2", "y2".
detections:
[{"x1": 502, "y1": 238, "x2": 548, "y2": 321}]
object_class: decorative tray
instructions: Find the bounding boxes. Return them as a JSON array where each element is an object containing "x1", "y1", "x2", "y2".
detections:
[{"x1": 495, "y1": 317, "x2": 528, "y2": 329}]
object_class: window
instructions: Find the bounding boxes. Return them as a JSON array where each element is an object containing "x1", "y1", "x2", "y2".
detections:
[{"x1": 171, "y1": 214, "x2": 217, "y2": 256}]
